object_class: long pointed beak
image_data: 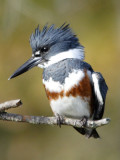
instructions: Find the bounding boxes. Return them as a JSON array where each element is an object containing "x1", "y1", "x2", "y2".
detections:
[{"x1": 8, "y1": 57, "x2": 42, "y2": 80}]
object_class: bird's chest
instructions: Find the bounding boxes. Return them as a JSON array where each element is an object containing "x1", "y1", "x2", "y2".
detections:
[{"x1": 43, "y1": 66, "x2": 93, "y2": 119}]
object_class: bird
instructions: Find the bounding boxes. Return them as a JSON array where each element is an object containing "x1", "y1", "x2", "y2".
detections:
[{"x1": 9, "y1": 23, "x2": 108, "y2": 138}]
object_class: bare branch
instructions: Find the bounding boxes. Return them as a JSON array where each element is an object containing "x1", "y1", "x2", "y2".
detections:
[
  {"x1": 0, "y1": 99, "x2": 22, "y2": 112},
  {"x1": 0, "y1": 100, "x2": 110, "y2": 129}
]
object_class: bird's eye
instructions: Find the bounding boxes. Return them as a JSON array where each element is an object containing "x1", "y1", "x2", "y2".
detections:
[{"x1": 40, "y1": 46, "x2": 49, "y2": 53}]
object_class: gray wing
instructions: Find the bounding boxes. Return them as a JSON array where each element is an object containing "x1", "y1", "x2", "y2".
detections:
[{"x1": 92, "y1": 72, "x2": 108, "y2": 120}]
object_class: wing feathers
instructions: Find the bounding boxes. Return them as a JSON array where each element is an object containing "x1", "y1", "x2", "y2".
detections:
[{"x1": 92, "y1": 72, "x2": 108, "y2": 120}]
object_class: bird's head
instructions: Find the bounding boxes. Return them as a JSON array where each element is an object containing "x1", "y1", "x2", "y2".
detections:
[{"x1": 9, "y1": 23, "x2": 84, "y2": 80}]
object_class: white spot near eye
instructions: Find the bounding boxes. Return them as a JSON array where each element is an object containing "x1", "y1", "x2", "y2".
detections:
[{"x1": 35, "y1": 51, "x2": 40, "y2": 56}]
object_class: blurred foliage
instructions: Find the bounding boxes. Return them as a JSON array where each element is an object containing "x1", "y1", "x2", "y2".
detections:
[{"x1": 0, "y1": 0, "x2": 120, "y2": 160}]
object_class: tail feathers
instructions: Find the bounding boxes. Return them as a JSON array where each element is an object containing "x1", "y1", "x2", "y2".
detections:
[{"x1": 73, "y1": 127, "x2": 100, "y2": 139}]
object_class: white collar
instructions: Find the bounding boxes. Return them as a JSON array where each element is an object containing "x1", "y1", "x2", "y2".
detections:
[{"x1": 38, "y1": 48, "x2": 85, "y2": 68}]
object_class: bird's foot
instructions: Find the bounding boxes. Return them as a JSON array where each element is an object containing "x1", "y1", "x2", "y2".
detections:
[
  {"x1": 55, "y1": 114, "x2": 64, "y2": 128},
  {"x1": 80, "y1": 116, "x2": 88, "y2": 127}
]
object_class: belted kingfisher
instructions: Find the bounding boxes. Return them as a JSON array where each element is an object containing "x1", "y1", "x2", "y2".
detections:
[{"x1": 9, "y1": 24, "x2": 108, "y2": 138}]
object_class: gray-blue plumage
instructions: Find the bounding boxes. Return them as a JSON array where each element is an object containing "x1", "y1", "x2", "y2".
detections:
[
  {"x1": 30, "y1": 24, "x2": 83, "y2": 58},
  {"x1": 43, "y1": 58, "x2": 93, "y2": 84}
]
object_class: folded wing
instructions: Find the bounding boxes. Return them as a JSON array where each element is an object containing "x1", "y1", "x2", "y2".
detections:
[{"x1": 92, "y1": 72, "x2": 108, "y2": 120}]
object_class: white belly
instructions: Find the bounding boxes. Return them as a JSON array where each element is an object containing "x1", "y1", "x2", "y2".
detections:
[{"x1": 50, "y1": 96, "x2": 91, "y2": 119}]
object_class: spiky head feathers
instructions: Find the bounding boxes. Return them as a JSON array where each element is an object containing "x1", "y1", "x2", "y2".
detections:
[{"x1": 30, "y1": 23, "x2": 81, "y2": 53}]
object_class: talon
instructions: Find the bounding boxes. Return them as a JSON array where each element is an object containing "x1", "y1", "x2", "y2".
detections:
[
  {"x1": 55, "y1": 114, "x2": 63, "y2": 128},
  {"x1": 80, "y1": 116, "x2": 88, "y2": 127}
]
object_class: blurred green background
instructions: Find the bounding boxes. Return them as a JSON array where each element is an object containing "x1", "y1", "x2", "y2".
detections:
[{"x1": 0, "y1": 0, "x2": 120, "y2": 160}]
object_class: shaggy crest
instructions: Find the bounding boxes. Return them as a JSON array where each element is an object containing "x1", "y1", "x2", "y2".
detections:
[{"x1": 30, "y1": 23, "x2": 81, "y2": 52}]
